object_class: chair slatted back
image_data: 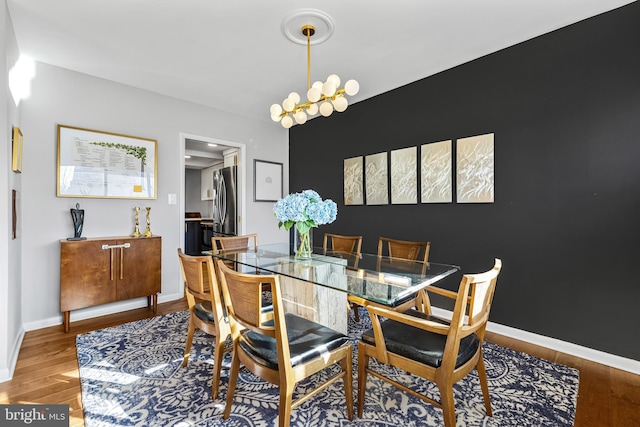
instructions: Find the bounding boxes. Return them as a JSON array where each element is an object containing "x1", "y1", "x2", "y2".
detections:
[
  {"x1": 212, "y1": 233, "x2": 258, "y2": 251},
  {"x1": 323, "y1": 233, "x2": 363, "y2": 255},
  {"x1": 442, "y1": 259, "x2": 502, "y2": 370},
  {"x1": 177, "y1": 249, "x2": 226, "y2": 320},
  {"x1": 377, "y1": 236, "x2": 430, "y2": 263},
  {"x1": 216, "y1": 259, "x2": 278, "y2": 338},
  {"x1": 178, "y1": 250, "x2": 211, "y2": 298},
  {"x1": 466, "y1": 259, "x2": 502, "y2": 325}
]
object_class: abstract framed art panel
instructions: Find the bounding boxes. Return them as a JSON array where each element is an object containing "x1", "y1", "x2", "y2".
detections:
[
  {"x1": 456, "y1": 133, "x2": 494, "y2": 203},
  {"x1": 344, "y1": 156, "x2": 364, "y2": 205},
  {"x1": 365, "y1": 152, "x2": 388, "y2": 205},
  {"x1": 421, "y1": 140, "x2": 452, "y2": 203},
  {"x1": 390, "y1": 146, "x2": 417, "y2": 204}
]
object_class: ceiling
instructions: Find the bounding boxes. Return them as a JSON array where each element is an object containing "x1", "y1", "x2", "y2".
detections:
[
  {"x1": 7, "y1": 1, "x2": 635, "y2": 131},
  {"x1": 184, "y1": 138, "x2": 226, "y2": 170}
]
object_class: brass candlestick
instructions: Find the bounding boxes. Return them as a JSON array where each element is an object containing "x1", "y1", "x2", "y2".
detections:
[
  {"x1": 143, "y1": 206, "x2": 153, "y2": 237},
  {"x1": 131, "y1": 207, "x2": 142, "y2": 237}
]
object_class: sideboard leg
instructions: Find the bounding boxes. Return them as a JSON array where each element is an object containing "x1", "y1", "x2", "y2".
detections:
[{"x1": 63, "y1": 311, "x2": 70, "y2": 333}]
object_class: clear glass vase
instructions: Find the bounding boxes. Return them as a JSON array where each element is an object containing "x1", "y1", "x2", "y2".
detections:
[{"x1": 294, "y1": 227, "x2": 313, "y2": 259}]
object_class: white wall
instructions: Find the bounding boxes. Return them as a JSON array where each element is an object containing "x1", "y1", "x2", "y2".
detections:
[
  {"x1": 18, "y1": 61, "x2": 289, "y2": 333},
  {"x1": 185, "y1": 169, "x2": 210, "y2": 217},
  {"x1": 1, "y1": 0, "x2": 24, "y2": 382}
]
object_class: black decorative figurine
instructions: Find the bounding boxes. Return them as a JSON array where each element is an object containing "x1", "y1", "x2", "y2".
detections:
[{"x1": 68, "y1": 203, "x2": 87, "y2": 240}]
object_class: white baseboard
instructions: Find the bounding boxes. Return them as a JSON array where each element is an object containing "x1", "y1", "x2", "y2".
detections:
[
  {"x1": 431, "y1": 307, "x2": 640, "y2": 375},
  {"x1": 0, "y1": 326, "x2": 25, "y2": 383},
  {"x1": 23, "y1": 292, "x2": 184, "y2": 332}
]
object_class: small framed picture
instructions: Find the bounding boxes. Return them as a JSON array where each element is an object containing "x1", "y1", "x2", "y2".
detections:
[
  {"x1": 12, "y1": 126, "x2": 23, "y2": 173},
  {"x1": 254, "y1": 159, "x2": 283, "y2": 202}
]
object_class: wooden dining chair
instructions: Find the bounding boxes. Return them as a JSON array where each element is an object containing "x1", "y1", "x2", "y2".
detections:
[
  {"x1": 377, "y1": 236, "x2": 430, "y2": 263},
  {"x1": 177, "y1": 249, "x2": 231, "y2": 400},
  {"x1": 211, "y1": 233, "x2": 258, "y2": 252},
  {"x1": 212, "y1": 232, "x2": 269, "y2": 290},
  {"x1": 323, "y1": 232, "x2": 363, "y2": 255},
  {"x1": 357, "y1": 259, "x2": 502, "y2": 427},
  {"x1": 323, "y1": 233, "x2": 364, "y2": 321},
  {"x1": 216, "y1": 259, "x2": 354, "y2": 427}
]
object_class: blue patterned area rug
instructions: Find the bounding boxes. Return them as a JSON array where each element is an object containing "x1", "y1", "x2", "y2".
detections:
[{"x1": 77, "y1": 310, "x2": 579, "y2": 426}]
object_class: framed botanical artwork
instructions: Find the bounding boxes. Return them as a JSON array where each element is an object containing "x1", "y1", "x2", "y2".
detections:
[
  {"x1": 12, "y1": 126, "x2": 23, "y2": 173},
  {"x1": 254, "y1": 159, "x2": 283, "y2": 202},
  {"x1": 57, "y1": 125, "x2": 157, "y2": 199}
]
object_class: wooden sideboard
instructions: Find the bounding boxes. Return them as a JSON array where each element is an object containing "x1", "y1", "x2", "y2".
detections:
[{"x1": 60, "y1": 235, "x2": 161, "y2": 332}]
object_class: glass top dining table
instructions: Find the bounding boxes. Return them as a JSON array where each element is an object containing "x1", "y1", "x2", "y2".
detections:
[{"x1": 205, "y1": 243, "x2": 460, "y2": 307}]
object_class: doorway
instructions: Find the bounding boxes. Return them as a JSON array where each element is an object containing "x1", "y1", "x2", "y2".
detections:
[{"x1": 180, "y1": 133, "x2": 246, "y2": 254}]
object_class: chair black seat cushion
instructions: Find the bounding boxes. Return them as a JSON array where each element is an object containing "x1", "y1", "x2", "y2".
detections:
[
  {"x1": 239, "y1": 313, "x2": 350, "y2": 370},
  {"x1": 194, "y1": 301, "x2": 216, "y2": 323},
  {"x1": 360, "y1": 309, "x2": 480, "y2": 369}
]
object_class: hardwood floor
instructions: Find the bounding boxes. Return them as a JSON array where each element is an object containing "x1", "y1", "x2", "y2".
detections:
[{"x1": 1, "y1": 300, "x2": 638, "y2": 427}]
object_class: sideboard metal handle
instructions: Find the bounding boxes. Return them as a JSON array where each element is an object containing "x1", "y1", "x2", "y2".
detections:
[{"x1": 102, "y1": 243, "x2": 131, "y2": 250}]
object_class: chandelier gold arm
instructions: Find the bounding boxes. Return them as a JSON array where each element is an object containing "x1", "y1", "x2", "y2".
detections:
[{"x1": 274, "y1": 88, "x2": 347, "y2": 119}]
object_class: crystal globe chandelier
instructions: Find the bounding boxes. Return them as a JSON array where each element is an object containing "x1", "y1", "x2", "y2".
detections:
[{"x1": 270, "y1": 17, "x2": 359, "y2": 128}]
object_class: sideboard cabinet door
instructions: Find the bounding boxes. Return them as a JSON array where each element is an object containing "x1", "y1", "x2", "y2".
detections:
[
  {"x1": 60, "y1": 236, "x2": 161, "y2": 332},
  {"x1": 60, "y1": 240, "x2": 115, "y2": 312},
  {"x1": 116, "y1": 237, "x2": 161, "y2": 301}
]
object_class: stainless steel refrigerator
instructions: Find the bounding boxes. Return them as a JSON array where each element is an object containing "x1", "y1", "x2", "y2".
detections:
[{"x1": 212, "y1": 165, "x2": 237, "y2": 236}]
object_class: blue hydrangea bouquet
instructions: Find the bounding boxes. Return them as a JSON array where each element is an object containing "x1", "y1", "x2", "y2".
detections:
[{"x1": 273, "y1": 189, "x2": 337, "y2": 258}]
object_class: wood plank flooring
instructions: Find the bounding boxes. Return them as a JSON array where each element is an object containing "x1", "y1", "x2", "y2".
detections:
[{"x1": 1, "y1": 299, "x2": 638, "y2": 427}]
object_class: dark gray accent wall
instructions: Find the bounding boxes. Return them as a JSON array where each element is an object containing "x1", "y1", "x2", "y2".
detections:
[{"x1": 289, "y1": 2, "x2": 640, "y2": 360}]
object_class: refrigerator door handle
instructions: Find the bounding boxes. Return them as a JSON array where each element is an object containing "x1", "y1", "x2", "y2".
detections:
[{"x1": 219, "y1": 174, "x2": 227, "y2": 226}]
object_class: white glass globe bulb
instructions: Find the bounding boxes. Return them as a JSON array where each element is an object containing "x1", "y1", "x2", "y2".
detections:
[
  {"x1": 333, "y1": 96, "x2": 348, "y2": 112},
  {"x1": 270, "y1": 103, "x2": 283, "y2": 116},
  {"x1": 282, "y1": 98, "x2": 295, "y2": 112},
  {"x1": 271, "y1": 113, "x2": 282, "y2": 122},
  {"x1": 288, "y1": 92, "x2": 300, "y2": 104},
  {"x1": 327, "y1": 74, "x2": 341, "y2": 87},
  {"x1": 307, "y1": 103, "x2": 318, "y2": 115},
  {"x1": 322, "y1": 81, "x2": 337, "y2": 97},
  {"x1": 307, "y1": 87, "x2": 321, "y2": 103},
  {"x1": 319, "y1": 100, "x2": 334, "y2": 117},
  {"x1": 281, "y1": 115, "x2": 293, "y2": 128},
  {"x1": 312, "y1": 81, "x2": 323, "y2": 90},
  {"x1": 344, "y1": 79, "x2": 360, "y2": 96},
  {"x1": 294, "y1": 110, "x2": 307, "y2": 124}
]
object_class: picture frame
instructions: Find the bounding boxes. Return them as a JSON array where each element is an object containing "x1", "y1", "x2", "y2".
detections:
[
  {"x1": 254, "y1": 159, "x2": 283, "y2": 202},
  {"x1": 456, "y1": 133, "x2": 494, "y2": 203},
  {"x1": 12, "y1": 189, "x2": 19, "y2": 239},
  {"x1": 421, "y1": 140, "x2": 452, "y2": 203},
  {"x1": 365, "y1": 152, "x2": 388, "y2": 205},
  {"x1": 344, "y1": 156, "x2": 364, "y2": 205},
  {"x1": 390, "y1": 146, "x2": 417, "y2": 204},
  {"x1": 12, "y1": 126, "x2": 23, "y2": 173},
  {"x1": 57, "y1": 125, "x2": 157, "y2": 199}
]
